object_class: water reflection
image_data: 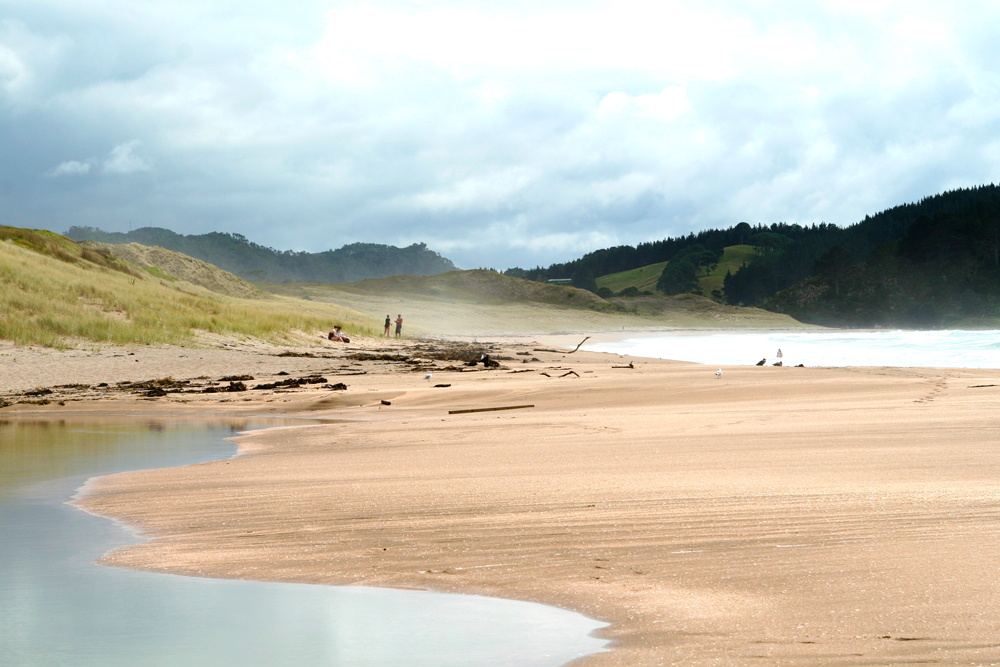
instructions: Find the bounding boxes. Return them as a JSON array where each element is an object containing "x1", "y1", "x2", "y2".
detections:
[
  {"x1": 0, "y1": 418, "x2": 608, "y2": 667},
  {"x1": 0, "y1": 417, "x2": 252, "y2": 497}
]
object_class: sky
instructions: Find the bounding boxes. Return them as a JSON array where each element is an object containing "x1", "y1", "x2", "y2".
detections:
[{"x1": 3, "y1": 1, "x2": 1000, "y2": 270}]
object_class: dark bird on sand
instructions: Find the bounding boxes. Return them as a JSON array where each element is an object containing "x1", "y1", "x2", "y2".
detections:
[{"x1": 756, "y1": 358, "x2": 766, "y2": 366}]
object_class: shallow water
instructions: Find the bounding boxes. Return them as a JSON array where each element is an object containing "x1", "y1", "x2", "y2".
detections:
[
  {"x1": 588, "y1": 329, "x2": 1000, "y2": 368},
  {"x1": 0, "y1": 419, "x2": 607, "y2": 667}
]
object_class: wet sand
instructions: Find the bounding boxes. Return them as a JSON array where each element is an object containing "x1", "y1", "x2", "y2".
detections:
[{"x1": 5, "y1": 336, "x2": 1000, "y2": 665}]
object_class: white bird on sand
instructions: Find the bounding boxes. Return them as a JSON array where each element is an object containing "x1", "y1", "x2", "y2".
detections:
[
  {"x1": 715, "y1": 369, "x2": 723, "y2": 379},
  {"x1": 423, "y1": 372, "x2": 433, "y2": 382}
]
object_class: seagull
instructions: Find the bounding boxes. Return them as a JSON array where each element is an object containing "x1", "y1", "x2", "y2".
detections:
[
  {"x1": 715, "y1": 368, "x2": 723, "y2": 379},
  {"x1": 423, "y1": 372, "x2": 433, "y2": 382}
]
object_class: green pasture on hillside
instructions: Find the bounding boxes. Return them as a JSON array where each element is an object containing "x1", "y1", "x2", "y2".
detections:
[
  {"x1": 596, "y1": 245, "x2": 755, "y2": 297},
  {"x1": 595, "y1": 261, "x2": 668, "y2": 294},
  {"x1": 697, "y1": 245, "x2": 755, "y2": 295}
]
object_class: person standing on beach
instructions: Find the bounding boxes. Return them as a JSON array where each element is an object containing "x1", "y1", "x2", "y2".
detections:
[
  {"x1": 384, "y1": 315, "x2": 391, "y2": 337},
  {"x1": 394, "y1": 314, "x2": 403, "y2": 338}
]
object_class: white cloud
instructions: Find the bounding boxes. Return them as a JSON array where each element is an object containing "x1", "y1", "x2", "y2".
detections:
[
  {"x1": 598, "y1": 86, "x2": 690, "y2": 122},
  {"x1": 102, "y1": 140, "x2": 152, "y2": 174},
  {"x1": 409, "y1": 167, "x2": 539, "y2": 212},
  {"x1": 47, "y1": 160, "x2": 92, "y2": 177},
  {"x1": 0, "y1": 43, "x2": 28, "y2": 93}
]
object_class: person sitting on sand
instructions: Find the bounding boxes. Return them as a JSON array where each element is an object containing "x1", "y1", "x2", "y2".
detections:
[
  {"x1": 328, "y1": 326, "x2": 350, "y2": 343},
  {"x1": 394, "y1": 314, "x2": 403, "y2": 338},
  {"x1": 384, "y1": 315, "x2": 391, "y2": 337}
]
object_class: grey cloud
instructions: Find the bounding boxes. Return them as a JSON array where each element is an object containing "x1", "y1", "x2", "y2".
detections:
[{"x1": 3, "y1": 1, "x2": 1000, "y2": 270}]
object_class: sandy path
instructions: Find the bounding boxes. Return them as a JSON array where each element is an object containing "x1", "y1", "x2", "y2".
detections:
[{"x1": 29, "y1": 342, "x2": 996, "y2": 666}]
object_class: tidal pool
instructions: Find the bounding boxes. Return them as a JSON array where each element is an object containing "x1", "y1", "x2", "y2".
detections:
[{"x1": 0, "y1": 418, "x2": 608, "y2": 667}]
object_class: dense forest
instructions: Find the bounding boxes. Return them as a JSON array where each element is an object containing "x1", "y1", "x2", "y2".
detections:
[
  {"x1": 64, "y1": 227, "x2": 457, "y2": 284},
  {"x1": 769, "y1": 186, "x2": 1000, "y2": 326},
  {"x1": 504, "y1": 221, "x2": 838, "y2": 291},
  {"x1": 508, "y1": 184, "x2": 1000, "y2": 327}
]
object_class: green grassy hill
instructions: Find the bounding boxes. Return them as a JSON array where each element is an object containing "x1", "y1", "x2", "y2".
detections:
[
  {"x1": 698, "y1": 245, "x2": 755, "y2": 295},
  {"x1": 596, "y1": 245, "x2": 755, "y2": 296},
  {"x1": 0, "y1": 226, "x2": 376, "y2": 347},
  {"x1": 595, "y1": 261, "x2": 668, "y2": 294}
]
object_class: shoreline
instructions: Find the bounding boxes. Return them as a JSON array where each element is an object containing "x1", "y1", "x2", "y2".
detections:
[{"x1": 5, "y1": 334, "x2": 1000, "y2": 665}]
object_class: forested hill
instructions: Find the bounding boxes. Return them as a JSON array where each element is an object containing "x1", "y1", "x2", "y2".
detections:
[
  {"x1": 506, "y1": 183, "x2": 1000, "y2": 327},
  {"x1": 766, "y1": 184, "x2": 1000, "y2": 327},
  {"x1": 723, "y1": 184, "x2": 1000, "y2": 308},
  {"x1": 64, "y1": 227, "x2": 457, "y2": 284}
]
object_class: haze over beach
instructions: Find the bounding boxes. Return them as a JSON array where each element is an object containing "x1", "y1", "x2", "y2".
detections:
[{"x1": 5, "y1": 1, "x2": 1000, "y2": 666}]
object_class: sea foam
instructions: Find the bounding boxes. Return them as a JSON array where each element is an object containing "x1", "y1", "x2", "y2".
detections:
[{"x1": 587, "y1": 330, "x2": 1000, "y2": 368}]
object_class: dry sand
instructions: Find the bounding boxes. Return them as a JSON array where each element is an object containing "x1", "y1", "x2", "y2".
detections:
[{"x1": 4, "y1": 333, "x2": 1000, "y2": 666}]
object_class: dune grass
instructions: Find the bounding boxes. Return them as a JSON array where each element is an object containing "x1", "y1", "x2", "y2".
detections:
[{"x1": 0, "y1": 233, "x2": 377, "y2": 348}]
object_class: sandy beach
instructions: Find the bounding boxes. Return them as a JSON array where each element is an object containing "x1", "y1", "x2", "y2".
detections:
[{"x1": 4, "y1": 332, "x2": 1000, "y2": 665}]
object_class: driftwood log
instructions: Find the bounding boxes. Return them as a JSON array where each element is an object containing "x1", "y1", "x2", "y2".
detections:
[{"x1": 449, "y1": 404, "x2": 535, "y2": 415}]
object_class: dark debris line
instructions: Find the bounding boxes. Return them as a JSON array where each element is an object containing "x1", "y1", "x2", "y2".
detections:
[{"x1": 1, "y1": 341, "x2": 522, "y2": 408}]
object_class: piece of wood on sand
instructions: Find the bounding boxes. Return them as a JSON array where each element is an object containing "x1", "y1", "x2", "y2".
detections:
[
  {"x1": 448, "y1": 404, "x2": 535, "y2": 415},
  {"x1": 532, "y1": 336, "x2": 591, "y2": 355}
]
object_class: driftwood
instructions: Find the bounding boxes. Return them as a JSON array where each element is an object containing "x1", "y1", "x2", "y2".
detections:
[
  {"x1": 612, "y1": 362, "x2": 634, "y2": 369},
  {"x1": 433, "y1": 383, "x2": 452, "y2": 388},
  {"x1": 559, "y1": 370, "x2": 579, "y2": 378},
  {"x1": 540, "y1": 372, "x2": 551, "y2": 377},
  {"x1": 380, "y1": 399, "x2": 392, "y2": 405},
  {"x1": 968, "y1": 384, "x2": 997, "y2": 388},
  {"x1": 449, "y1": 404, "x2": 535, "y2": 415},
  {"x1": 532, "y1": 336, "x2": 592, "y2": 355}
]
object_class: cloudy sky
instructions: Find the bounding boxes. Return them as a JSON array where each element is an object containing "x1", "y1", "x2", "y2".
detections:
[{"x1": 3, "y1": 1, "x2": 1000, "y2": 269}]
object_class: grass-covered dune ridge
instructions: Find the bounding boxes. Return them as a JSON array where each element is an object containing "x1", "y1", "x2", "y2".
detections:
[
  {"x1": 80, "y1": 241, "x2": 265, "y2": 299},
  {"x1": 0, "y1": 227, "x2": 377, "y2": 347},
  {"x1": 331, "y1": 269, "x2": 611, "y2": 308},
  {"x1": 1, "y1": 226, "x2": 138, "y2": 276}
]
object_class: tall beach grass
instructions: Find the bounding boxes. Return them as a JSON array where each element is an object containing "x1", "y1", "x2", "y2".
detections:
[{"x1": 0, "y1": 236, "x2": 377, "y2": 347}]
